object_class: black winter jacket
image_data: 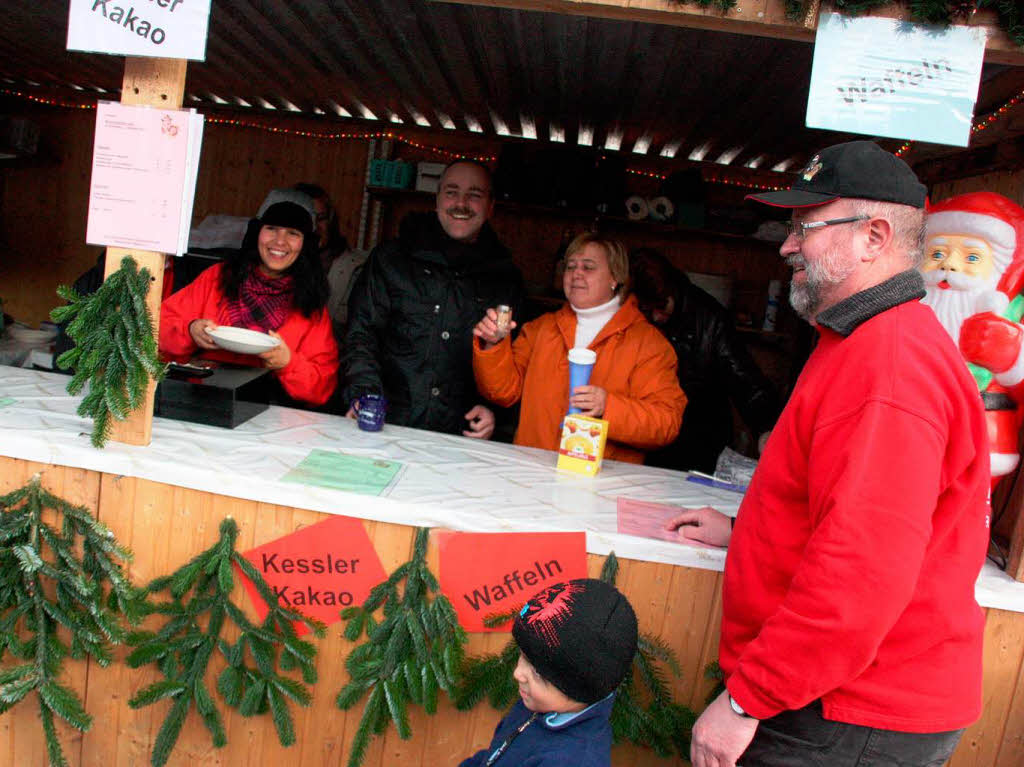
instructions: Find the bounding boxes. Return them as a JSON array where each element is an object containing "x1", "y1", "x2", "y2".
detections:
[
  {"x1": 646, "y1": 271, "x2": 780, "y2": 473},
  {"x1": 342, "y1": 212, "x2": 524, "y2": 434}
]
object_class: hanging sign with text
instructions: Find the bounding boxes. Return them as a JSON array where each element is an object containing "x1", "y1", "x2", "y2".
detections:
[
  {"x1": 238, "y1": 515, "x2": 387, "y2": 635},
  {"x1": 806, "y1": 12, "x2": 986, "y2": 147},
  {"x1": 437, "y1": 531, "x2": 588, "y2": 633},
  {"x1": 67, "y1": 0, "x2": 212, "y2": 61}
]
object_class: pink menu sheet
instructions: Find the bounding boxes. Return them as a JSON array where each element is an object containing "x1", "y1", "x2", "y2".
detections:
[{"x1": 87, "y1": 101, "x2": 203, "y2": 255}]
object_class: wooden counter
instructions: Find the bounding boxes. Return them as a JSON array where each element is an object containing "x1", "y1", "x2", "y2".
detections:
[{"x1": 1, "y1": 369, "x2": 1022, "y2": 766}]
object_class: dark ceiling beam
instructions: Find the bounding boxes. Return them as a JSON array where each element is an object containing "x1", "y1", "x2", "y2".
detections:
[
  {"x1": 432, "y1": 0, "x2": 1024, "y2": 66},
  {"x1": 914, "y1": 134, "x2": 1024, "y2": 186}
]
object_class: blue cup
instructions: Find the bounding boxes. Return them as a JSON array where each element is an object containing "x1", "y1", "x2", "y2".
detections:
[
  {"x1": 356, "y1": 394, "x2": 388, "y2": 431},
  {"x1": 567, "y1": 348, "x2": 597, "y2": 414}
]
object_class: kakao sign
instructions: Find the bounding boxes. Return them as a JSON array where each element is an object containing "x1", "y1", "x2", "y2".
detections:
[
  {"x1": 239, "y1": 515, "x2": 387, "y2": 636},
  {"x1": 67, "y1": 0, "x2": 212, "y2": 61}
]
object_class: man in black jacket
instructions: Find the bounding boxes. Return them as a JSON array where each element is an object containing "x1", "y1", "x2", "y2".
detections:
[
  {"x1": 342, "y1": 161, "x2": 524, "y2": 438},
  {"x1": 631, "y1": 248, "x2": 780, "y2": 473}
]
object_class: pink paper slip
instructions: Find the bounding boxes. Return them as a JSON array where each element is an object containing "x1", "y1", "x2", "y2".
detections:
[
  {"x1": 617, "y1": 497, "x2": 685, "y2": 543},
  {"x1": 616, "y1": 497, "x2": 720, "y2": 548}
]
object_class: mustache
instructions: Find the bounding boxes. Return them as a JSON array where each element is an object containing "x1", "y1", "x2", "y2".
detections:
[
  {"x1": 786, "y1": 255, "x2": 806, "y2": 269},
  {"x1": 921, "y1": 269, "x2": 981, "y2": 290},
  {"x1": 445, "y1": 207, "x2": 475, "y2": 217}
]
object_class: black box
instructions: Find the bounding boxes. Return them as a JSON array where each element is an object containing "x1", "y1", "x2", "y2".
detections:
[{"x1": 155, "y1": 365, "x2": 271, "y2": 428}]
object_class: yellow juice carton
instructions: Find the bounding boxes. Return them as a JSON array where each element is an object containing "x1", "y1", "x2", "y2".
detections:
[{"x1": 557, "y1": 415, "x2": 609, "y2": 476}]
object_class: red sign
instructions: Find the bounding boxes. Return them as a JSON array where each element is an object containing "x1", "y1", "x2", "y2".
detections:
[
  {"x1": 436, "y1": 531, "x2": 588, "y2": 633},
  {"x1": 239, "y1": 515, "x2": 386, "y2": 635}
]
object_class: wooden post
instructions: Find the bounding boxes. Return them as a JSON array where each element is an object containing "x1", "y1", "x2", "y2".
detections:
[{"x1": 102, "y1": 57, "x2": 187, "y2": 446}]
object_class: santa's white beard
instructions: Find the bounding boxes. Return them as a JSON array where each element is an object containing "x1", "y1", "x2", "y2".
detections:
[{"x1": 921, "y1": 269, "x2": 1001, "y2": 342}]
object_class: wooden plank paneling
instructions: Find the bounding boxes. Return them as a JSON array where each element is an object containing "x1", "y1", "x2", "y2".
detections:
[
  {"x1": 949, "y1": 607, "x2": 1024, "y2": 767},
  {"x1": 1, "y1": 458, "x2": 1023, "y2": 765},
  {"x1": 0, "y1": 460, "x2": 101, "y2": 767}
]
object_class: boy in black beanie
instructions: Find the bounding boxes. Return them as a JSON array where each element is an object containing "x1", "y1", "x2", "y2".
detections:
[{"x1": 458, "y1": 578, "x2": 638, "y2": 767}]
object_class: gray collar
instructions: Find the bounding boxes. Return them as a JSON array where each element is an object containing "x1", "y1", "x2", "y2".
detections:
[{"x1": 816, "y1": 270, "x2": 925, "y2": 337}]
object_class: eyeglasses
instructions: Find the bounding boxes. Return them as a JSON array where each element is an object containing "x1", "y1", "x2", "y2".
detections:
[{"x1": 783, "y1": 215, "x2": 869, "y2": 241}]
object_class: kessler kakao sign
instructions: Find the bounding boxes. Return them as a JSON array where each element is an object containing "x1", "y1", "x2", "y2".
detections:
[
  {"x1": 806, "y1": 12, "x2": 986, "y2": 147},
  {"x1": 67, "y1": 0, "x2": 212, "y2": 60},
  {"x1": 239, "y1": 516, "x2": 386, "y2": 635},
  {"x1": 437, "y1": 531, "x2": 588, "y2": 632}
]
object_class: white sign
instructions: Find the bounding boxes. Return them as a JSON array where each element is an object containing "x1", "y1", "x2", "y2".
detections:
[
  {"x1": 67, "y1": 0, "x2": 211, "y2": 61},
  {"x1": 87, "y1": 102, "x2": 204, "y2": 256},
  {"x1": 806, "y1": 12, "x2": 986, "y2": 147}
]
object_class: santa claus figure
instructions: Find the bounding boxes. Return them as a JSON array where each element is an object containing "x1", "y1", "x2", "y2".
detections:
[{"x1": 921, "y1": 192, "x2": 1024, "y2": 487}]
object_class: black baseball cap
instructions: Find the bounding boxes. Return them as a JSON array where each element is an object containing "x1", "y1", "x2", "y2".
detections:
[{"x1": 746, "y1": 140, "x2": 927, "y2": 209}]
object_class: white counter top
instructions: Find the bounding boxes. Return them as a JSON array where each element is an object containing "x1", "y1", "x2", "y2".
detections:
[{"x1": 1, "y1": 366, "x2": 1021, "y2": 614}]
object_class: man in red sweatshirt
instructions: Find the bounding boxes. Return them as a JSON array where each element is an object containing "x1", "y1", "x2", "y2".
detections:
[{"x1": 688, "y1": 141, "x2": 990, "y2": 767}]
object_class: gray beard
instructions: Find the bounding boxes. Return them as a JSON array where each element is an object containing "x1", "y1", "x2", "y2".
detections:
[{"x1": 788, "y1": 244, "x2": 858, "y2": 320}]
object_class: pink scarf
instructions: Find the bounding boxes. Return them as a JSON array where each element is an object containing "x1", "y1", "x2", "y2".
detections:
[{"x1": 225, "y1": 267, "x2": 294, "y2": 332}]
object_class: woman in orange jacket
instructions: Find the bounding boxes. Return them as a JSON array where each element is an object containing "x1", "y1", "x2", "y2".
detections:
[{"x1": 473, "y1": 233, "x2": 686, "y2": 463}]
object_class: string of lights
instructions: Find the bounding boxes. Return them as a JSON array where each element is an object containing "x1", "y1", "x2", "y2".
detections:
[
  {"x1": 0, "y1": 88, "x2": 495, "y2": 162},
  {"x1": 895, "y1": 85, "x2": 1024, "y2": 158},
  {"x1": 626, "y1": 166, "x2": 788, "y2": 192},
  {"x1": 0, "y1": 87, "x2": 806, "y2": 192}
]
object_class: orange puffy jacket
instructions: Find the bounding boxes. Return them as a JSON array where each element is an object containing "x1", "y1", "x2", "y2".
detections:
[{"x1": 473, "y1": 296, "x2": 686, "y2": 463}]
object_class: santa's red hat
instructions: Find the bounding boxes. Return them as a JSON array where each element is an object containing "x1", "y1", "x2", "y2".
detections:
[{"x1": 926, "y1": 192, "x2": 1024, "y2": 299}]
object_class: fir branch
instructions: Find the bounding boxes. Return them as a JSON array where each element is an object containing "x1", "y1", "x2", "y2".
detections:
[
  {"x1": 50, "y1": 256, "x2": 167, "y2": 448},
  {"x1": 666, "y1": 0, "x2": 739, "y2": 11},
  {"x1": 0, "y1": 475, "x2": 142, "y2": 766},
  {"x1": 337, "y1": 527, "x2": 467, "y2": 767},
  {"x1": 127, "y1": 517, "x2": 324, "y2": 767}
]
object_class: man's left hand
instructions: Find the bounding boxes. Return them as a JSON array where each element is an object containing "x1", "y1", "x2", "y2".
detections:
[
  {"x1": 690, "y1": 690, "x2": 759, "y2": 767},
  {"x1": 463, "y1": 405, "x2": 495, "y2": 439}
]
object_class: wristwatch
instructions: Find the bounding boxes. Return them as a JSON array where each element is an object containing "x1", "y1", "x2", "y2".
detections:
[{"x1": 728, "y1": 692, "x2": 753, "y2": 718}]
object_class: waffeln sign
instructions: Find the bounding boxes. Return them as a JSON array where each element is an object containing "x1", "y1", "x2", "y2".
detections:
[
  {"x1": 806, "y1": 12, "x2": 986, "y2": 147},
  {"x1": 239, "y1": 515, "x2": 387, "y2": 635},
  {"x1": 436, "y1": 531, "x2": 588, "y2": 633},
  {"x1": 67, "y1": 0, "x2": 212, "y2": 61}
]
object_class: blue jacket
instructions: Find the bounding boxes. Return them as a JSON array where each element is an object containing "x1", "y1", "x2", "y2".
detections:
[{"x1": 459, "y1": 694, "x2": 615, "y2": 767}]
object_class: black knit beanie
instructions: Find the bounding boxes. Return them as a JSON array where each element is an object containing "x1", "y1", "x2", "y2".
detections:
[
  {"x1": 512, "y1": 578, "x2": 638, "y2": 704},
  {"x1": 258, "y1": 201, "x2": 314, "y2": 238}
]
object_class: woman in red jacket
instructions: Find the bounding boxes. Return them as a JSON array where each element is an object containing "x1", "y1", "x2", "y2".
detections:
[
  {"x1": 473, "y1": 233, "x2": 685, "y2": 463},
  {"x1": 160, "y1": 200, "x2": 339, "y2": 406}
]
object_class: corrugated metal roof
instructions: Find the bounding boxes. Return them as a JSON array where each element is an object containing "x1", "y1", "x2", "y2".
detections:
[{"x1": 1, "y1": 0, "x2": 1023, "y2": 179}]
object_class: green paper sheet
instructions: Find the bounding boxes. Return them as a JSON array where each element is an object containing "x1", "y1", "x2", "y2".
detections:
[{"x1": 281, "y1": 449, "x2": 404, "y2": 496}]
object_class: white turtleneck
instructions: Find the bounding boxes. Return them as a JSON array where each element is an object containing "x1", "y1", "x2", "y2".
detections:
[{"x1": 571, "y1": 295, "x2": 621, "y2": 350}]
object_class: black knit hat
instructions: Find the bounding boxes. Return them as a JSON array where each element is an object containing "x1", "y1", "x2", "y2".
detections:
[
  {"x1": 746, "y1": 140, "x2": 926, "y2": 209},
  {"x1": 258, "y1": 201, "x2": 314, "y2": 238},
  {"x1": 512, "y1": 579, "x2": 638, "y2": 704}
]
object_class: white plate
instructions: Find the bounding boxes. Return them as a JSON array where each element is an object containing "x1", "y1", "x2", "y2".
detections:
[
  {"x1": 8, "y1": 325, "x2": 58, "y2": 345},
  {"x1": 207, "y1": 326, "x2": 280, "y2": 355}
]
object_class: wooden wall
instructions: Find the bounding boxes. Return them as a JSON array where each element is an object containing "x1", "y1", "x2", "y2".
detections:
[
  {"x1": 0, "y1": 103, "x2": 373, "y2": 326},
  {"x1": 0, "y1": 458, "x2": 721, "y2": 767},
  {"x1": 2, "y1": 459, "x2": 1023, "y2": 766},
  {"x1": 931, "y1": 170, "x2": 1024, "y2": 205},
  {"x1": 0, "y1": 100, "x2": 789, "y2": 330}
]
